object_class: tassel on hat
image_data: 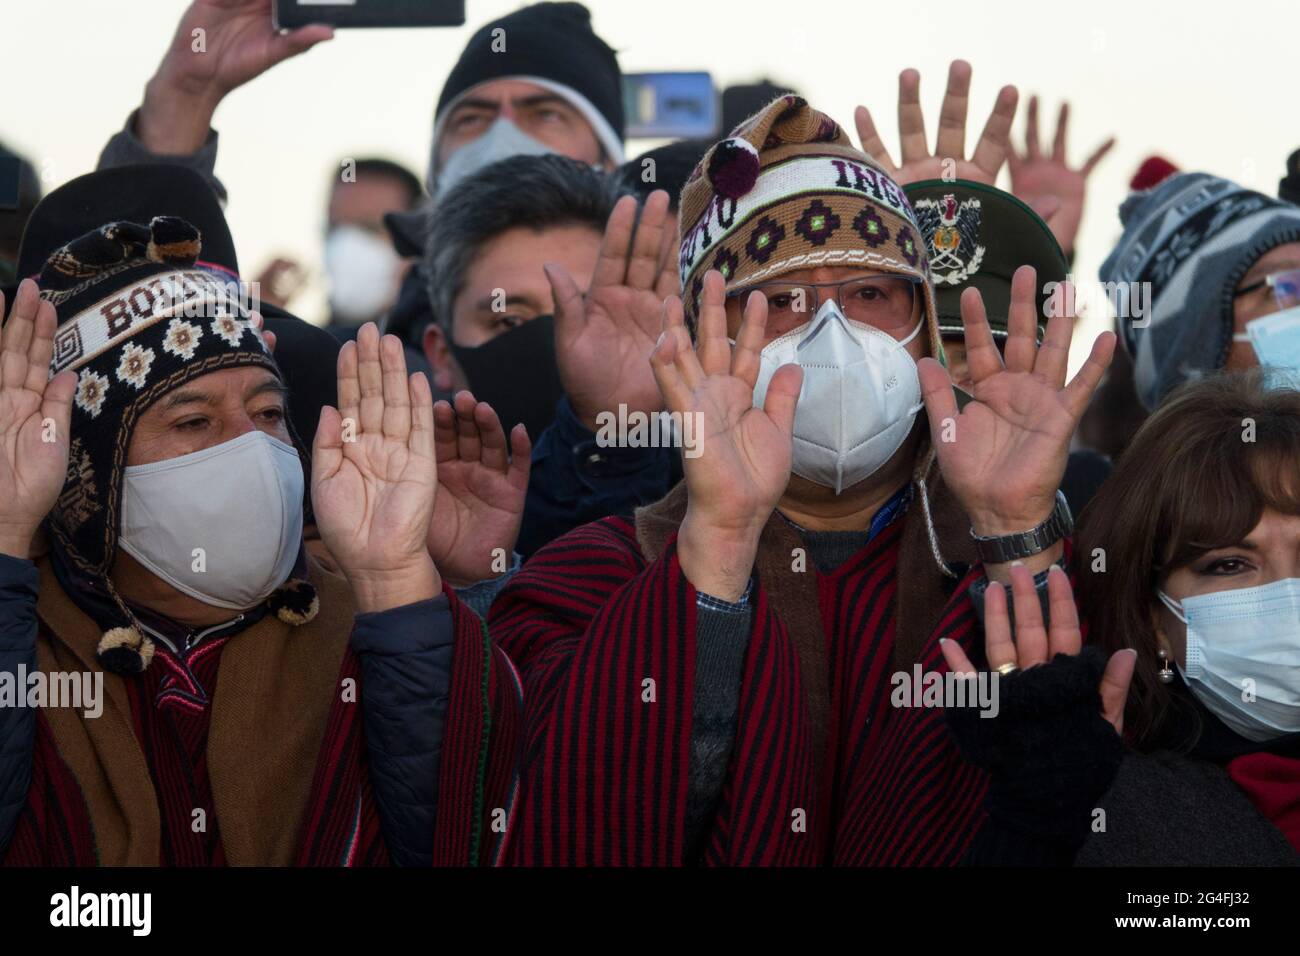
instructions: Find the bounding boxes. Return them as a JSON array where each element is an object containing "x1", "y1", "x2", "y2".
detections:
[
  {"x1": 705, "y1": 138, "x2": 761, "y2": 200},
  {"x1": 95, "y1": 626, "x2": 156, "y2": 676},
  {"x1": 267, "y1": 578, "x2": 319, "y2": 626}
]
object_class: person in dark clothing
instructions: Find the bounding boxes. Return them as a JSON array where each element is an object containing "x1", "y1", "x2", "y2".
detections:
[
  {"x1": 0, "y1": 220, "x2": 521, "y2": 866},
  {"x1": 418, "y1": 154, "x2": 621, "y2": 444},
  {"x1": 0, "y1": 142, "x2": 41, "y2": 310},
  {"x1": 943, "y1": 369, "x2": 1300, "y2": 865}
]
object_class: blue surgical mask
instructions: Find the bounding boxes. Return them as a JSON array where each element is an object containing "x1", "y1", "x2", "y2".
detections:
[
  {"x1": 1158, "y1": 578, "x2": 1300, "y2": 741},
  {"x1": 1234, "y1": 304, "x2": 1300, "y2": 389}
]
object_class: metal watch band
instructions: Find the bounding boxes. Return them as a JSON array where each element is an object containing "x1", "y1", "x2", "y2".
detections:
[{"x1": 970, "y1": 490, "x2": 1074, "y2": 564}]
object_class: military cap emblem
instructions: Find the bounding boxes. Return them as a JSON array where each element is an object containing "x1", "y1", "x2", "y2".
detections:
[{"x1": 914, "y1": 193, "x2": 985, "y2": 285}]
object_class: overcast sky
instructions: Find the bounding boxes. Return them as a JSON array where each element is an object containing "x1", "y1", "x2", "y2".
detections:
[{"x1": 5, "y1": 0, "x2": 1296, "y2": 372}]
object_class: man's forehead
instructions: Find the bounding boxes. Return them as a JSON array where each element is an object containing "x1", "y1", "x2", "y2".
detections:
[
  {"x1": 1245, "y1": 240, "x2": 1300, "y2": 281},
  {"x1": 450, "y1": 78, "x2": 556, "y2": 110},
  {"x1": 158, "y1": 365, "x2": 283, "y2": 403}
]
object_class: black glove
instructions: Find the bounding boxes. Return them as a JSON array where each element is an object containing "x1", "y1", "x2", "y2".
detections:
[{"x1": 947, "y1": 646, "x2": 1124, "y2": 845}]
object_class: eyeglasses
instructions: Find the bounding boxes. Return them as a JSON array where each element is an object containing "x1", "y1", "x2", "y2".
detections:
[
  {"x1": 1234, "y1": 268, "x2": 1300, "y2": 310},
  {"x1": 726, "y1": 275, "x2": 922, "y2": 333}
]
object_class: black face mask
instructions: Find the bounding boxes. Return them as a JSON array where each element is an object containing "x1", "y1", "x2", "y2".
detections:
[{"x1": 447, "y1": 314, "x2": 566, "y2": 442}]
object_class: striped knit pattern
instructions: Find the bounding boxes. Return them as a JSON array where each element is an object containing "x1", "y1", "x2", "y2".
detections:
[
  {"x1": 0, "y1": 713, "x2": 97, "y2": 865},
  {"x1": 123, "y1": 634, "x2": 230, "y2": 865},
  {"x1": 490, "y1": 515, "x2": 991, "y2": 866},
  {"x1": 431, "y1": 602, "x2": 524, "y2": 867},
  {"x1": 3, "y1": 593, "x2": 518, "y2": 867},
  {"x1": 294, "y1": 648, "x2": 387, "y2": 866}
]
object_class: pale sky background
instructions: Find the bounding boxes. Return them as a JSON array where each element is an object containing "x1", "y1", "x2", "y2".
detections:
[{"x1": 4, "y1": 0, "x2": 1297, "y2": 373}]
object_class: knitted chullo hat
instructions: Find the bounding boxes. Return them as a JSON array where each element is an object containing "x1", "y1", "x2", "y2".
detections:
[
  {"x1": 676, "y1": 95, "x2": 944, "y2": 366},
  {"x1": 38, "y1": 217, "x2": 319, "y2": 675},
  {"x1": 1100, "y1": 172, "x2": 1300, "y2": 410}
]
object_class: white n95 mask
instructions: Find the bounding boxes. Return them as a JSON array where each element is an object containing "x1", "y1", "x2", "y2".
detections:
[
  {"x1": 752, "y1": 298, "x2": 925, "y2": 494},
  {"x1": 118, "y1": 430, "x2": 305, "y2": 610},
  {"x1": 1158, "y1": 578, "x2": 1300, "y2": 741}
]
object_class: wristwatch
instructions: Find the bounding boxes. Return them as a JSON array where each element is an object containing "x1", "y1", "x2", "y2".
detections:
[{"x1": 969, "y1": 490, "x2": 1073, "y2": 564}]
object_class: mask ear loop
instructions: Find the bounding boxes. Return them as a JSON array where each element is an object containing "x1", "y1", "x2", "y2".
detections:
[{"x1": 1156, "y1": 589, "x2": 1188, "y2": 625}]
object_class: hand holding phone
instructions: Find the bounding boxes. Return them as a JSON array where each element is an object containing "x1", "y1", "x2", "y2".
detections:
[{"x1": 273, "y1": 0, "x2": 465, "y2": 30}]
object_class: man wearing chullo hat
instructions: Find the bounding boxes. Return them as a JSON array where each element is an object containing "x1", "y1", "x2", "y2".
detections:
[
  {"x1": 0, "y1": 218, "x2": 521, "y2": 866},
  {"x1": 490, "y1": 95, "x2": 1116, "y2": 865}
]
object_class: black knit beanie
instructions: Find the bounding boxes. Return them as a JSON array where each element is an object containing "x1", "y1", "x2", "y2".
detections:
[{"x1": 435, "y1": 2, "x2": 623, "y2": 139}]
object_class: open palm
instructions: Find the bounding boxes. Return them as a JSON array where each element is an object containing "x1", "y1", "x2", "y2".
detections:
[
  {"x1": 1008, "y1": 97, "x2": 1115, "y2": 256},
  {"x1": 427, "y1": 391, "x2": 530, "y2": 586},
  {"x1": 650, "y1": 271, "x2": 803, "y2": 536},
  {"x1": 312, "y1": 324, "x2": 435, "y2": 581},
  {"x1": 854, "y1": 60, "x2": 1018, "y2": 187},
  {"x1": 918, "y1": 266, "x2": 1115, "y2": 533},
  {"x1": 550, "y1": 190, "x2": 678, "y2": 430},
  {"x1": 0, "y1": 282, "x2": 76, "y2": 556}
]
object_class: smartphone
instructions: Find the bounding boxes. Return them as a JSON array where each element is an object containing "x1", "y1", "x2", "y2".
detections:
[
  {"x1": 0, "y1": 156, "x2": 20, "y2": 212},
  {"x1": 622, "y1": 72, "x2": 718, "y2": 140},
  {"x1": 272, "y1": 0, "x2": 465, "y2": 30}
]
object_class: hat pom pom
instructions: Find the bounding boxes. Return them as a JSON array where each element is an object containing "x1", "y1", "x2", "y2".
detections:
[
  {"x1": 146, "y1": 216, "x2": 201, "y2": 266},
  {"x1": 96, "y1": 626, "x2": 155, "y2": 675},
  {"x1": 706, "y1": 138, "x2": 760, "y2": 200},
  {"x1": 268, "y1": 579, "x2": 319, "y2": 626}
]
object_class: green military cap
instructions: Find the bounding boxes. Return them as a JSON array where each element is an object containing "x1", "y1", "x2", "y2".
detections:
[{"x1": 903, "y1": 179, "x2": 1068, "y2": 342}]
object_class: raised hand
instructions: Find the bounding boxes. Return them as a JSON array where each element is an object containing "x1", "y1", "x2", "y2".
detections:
[
  {"x1": 427, "y1": 391, "x2": 530, "y2": 587},
  {"x1": 917, "y1": 266, "x2": 1114, "y2": 558},
  {"x1": 1007, "y1": 97, "x2": 1115, "y2": 257},
  {"x1": 0, "y1": 282, "x2": 77, "y2": 559},
  {"x1": 548, "y1": 190, "x2": 678, "y2": 431},
  {"x1": 854, "y1": 60, "x2": 1018, "y2": 187},
  {"x1": 138, "y1": 0, "x2": 334, "y2": 154},
  {"x1": 312, "y1": 323, "x2": 438, "y2": 612},
  {"x1": 651, "y1": 271, "x2": 803, "y2": 601},
  {"x1": 941, "y1": 563, "x2": 1135, "y2": 735}
]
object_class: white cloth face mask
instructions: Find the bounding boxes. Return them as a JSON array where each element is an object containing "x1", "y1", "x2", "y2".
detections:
[
  {"x1": 118, "y1": 430, "x2": 305, "y2": 611},
  {"x1": 324, "y1": 225, "x2": 402, "y2": 325},
  {"x1": 1158, "y1": 578, "x2": 1300, "y2": 741},
  {"x1": 752, "y1": 298, "x2": 925, "y2": 494},
  {"x1": 433, "y1": 118, "x2": 554, "y2": 199}
]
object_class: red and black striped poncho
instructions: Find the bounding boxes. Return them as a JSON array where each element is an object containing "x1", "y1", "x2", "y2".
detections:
[{"x1": 489, "y1": 501, "x2": 993, "y2": 866}]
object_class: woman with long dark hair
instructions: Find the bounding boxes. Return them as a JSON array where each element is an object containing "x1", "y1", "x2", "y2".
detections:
[{"x1": 943, "y1": 368, "x2": 1300, "y2": 864}]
